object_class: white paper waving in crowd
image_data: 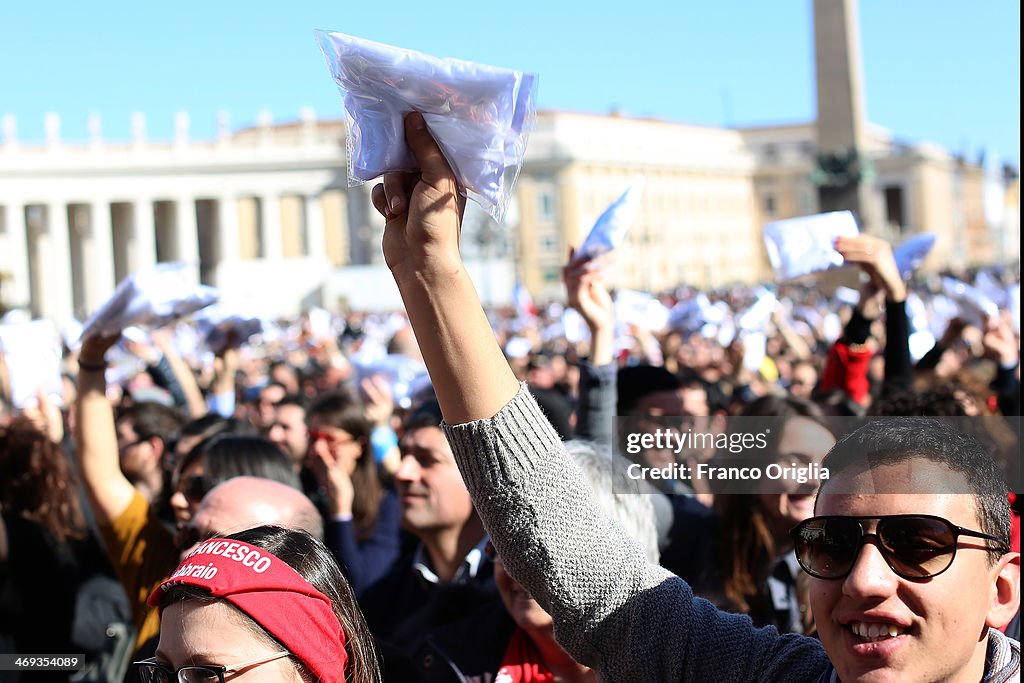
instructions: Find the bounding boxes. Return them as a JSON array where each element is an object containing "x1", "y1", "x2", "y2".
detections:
[
  {"x1": 195, "y1": 306, "x2": 265, "y2": 354},
  {"x1": 892, "y1": 233, "x2": 936, "y2": 279},
  {"x1": 351, "y1": 353, "x2": 429, "y2": 410},
  {"x1": 763, "y1": 211, "x2": 860, "y2": 281},
  {"x1": 1010, "y1": 285, "x2": 1021, "y2": 335},
  {"x1": 737, "y1": 289, "x2": 777, "y2": 333},
  {"x1": 79, "y1": 262, "x2": 219, "y2": 341},
  {"x1": 835, "y1": 286, "x2": 861, "y2": 306},
  {"x1": 573, "y1": 176, "x2": 646, "y2": 263},
  {"x1": 940, "y1": 277, "x2": 999, "y2": 328},
  {"x1": 974, "y1": 270, "x2": 1010, "y2": 309},
  {"x1": 905, "y1": 292, "x2": 938, "y2": 362},
  {"x1": 0, "y1": 320, "x2": 64, "y2": 408},
  {"x1": 614, "y1": 289, "x2": 670, "y2": 333},
  {"x1": 315, "y1": 30, "x2": 537, "y2": 221}
]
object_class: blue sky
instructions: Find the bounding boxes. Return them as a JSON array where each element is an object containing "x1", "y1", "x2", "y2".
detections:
[{"x1": 1, "y1": 1, "x2": 1019, "y2": 166}]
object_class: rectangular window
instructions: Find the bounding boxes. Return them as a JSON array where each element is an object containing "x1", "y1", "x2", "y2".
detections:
[
  {"x1": 763, "y1": 194, "x2": 777, "y2": 216},
  {"x1": 884, "y1": 186, "x2": 905, "y2": 233},
  {"x1": 536, "y1": 179, "x2": 557, "y2": 223}
]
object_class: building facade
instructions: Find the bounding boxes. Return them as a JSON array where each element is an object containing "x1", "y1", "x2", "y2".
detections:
[{"x1": 0, "y1": 108, "x2": 1014, "y2": 318}]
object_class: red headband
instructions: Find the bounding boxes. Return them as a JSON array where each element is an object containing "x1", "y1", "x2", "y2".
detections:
[{"x1": 149, "y1": 538, "x2": 348, "y2": 683}]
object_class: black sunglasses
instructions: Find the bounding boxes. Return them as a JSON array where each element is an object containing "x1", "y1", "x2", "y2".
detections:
[
  {"x1": 176, "y1": 475, "x2": 213, "y2": 505},
  {"x1": 791, "y1": 514, "x2": 1010, "y2": 581}
]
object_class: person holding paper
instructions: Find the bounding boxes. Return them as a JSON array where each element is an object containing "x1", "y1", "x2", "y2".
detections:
[
  {"x1": 75, "y1": 333, "x2": 329, "y2": 663},
  {"x1": 817, "y1": 234, "x2": 913, "y2": 410},
  {"x1": 372, "y1": 112, "x2": 1019, "y2": 682}
]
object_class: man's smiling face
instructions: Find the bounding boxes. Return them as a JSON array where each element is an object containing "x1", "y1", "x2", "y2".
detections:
[{"x1": 811, "y1": 458, "x2": 1018, "y2": 683}]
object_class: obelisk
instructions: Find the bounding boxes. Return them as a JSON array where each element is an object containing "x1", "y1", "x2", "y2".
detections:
[{"x1": 812, "y1": 0, "x2": 876, "y2": 232}]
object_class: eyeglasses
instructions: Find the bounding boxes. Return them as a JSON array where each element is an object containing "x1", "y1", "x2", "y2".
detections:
[
  {"x1": 307, "y1": 429, "x2": 355, "y2": 448},
  {"x1": 791, "y1": 514, "x2": 1010, "y2": 581},
  {"x1": 134, "y1": 652, "x2": 291, "y2": 683},
  {"x1": 175, "y1": 475, "x2": 213, "y2": 506}
]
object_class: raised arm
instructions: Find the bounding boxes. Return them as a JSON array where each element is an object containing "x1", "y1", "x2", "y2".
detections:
[
  {"x1": 375, "y1": 112, "x2": 520, "y2": 424},
  {"x1": 835, "y1": 234, "x2": 912, "y2": 396},
  {"x1": 375, "y1": 113, "x2": 827, "y2": 682},
  {"x1": 563, "y1": 251, "x2": 616, "y2": 447},
  {"x1": 75, "y1": 334, "x2": 137, "y2": 525},
  {"x1": 151, "y1": 329, "x2": 207, "y2": 418}
]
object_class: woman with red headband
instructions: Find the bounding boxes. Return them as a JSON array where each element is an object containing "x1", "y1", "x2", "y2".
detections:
[{"x1": 137, "y1": 525, "x2": 380, "y2": 683}]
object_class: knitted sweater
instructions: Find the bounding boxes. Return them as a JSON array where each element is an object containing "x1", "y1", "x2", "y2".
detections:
[{"x1": 443, "y1": 384, "x2": 1020, "y2": 682}]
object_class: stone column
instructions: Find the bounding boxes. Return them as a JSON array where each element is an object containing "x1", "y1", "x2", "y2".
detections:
[
  {"x1": 215, "y1": 195, "x2": 240, "y2": 287},
  {"x1": 84, "y1": 200, "x2": 116, "y2": 314},
  {"x1": 304, "y1": 193, "x2": 326, "y2": 258},
  {"x1": 217, "y1": 195, "x2": 240, "y2": 263},
  {"x1": 131, "y1": 198, "x2": 157, "y2": 273},
  {"x1": 38, "y1": 203, "x2": 74, "y2": 321},
  {"x1": 260, "y1": 193, "x2": 283, "y2": 260},
  {"x1": 0, "y1": 203, "x2": 31, "y2": 308},
  {"x1": 175, "y1": 196, "x2": 200, "y2": 286}
]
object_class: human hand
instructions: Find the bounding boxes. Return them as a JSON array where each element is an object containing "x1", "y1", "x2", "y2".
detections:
[
  {"x1": 20, "y1": 388, "x2": 64, "y2": 444},
  {"x1": 983, "y1": 316, "x2": 1020, "y2": 367},
  {"x1": 835, "y1": 234, "x2": 906, "y2": 302},
  {"x1": 306, "y1": 442, "x2": 356, "y2": 517},
  {"x1": 563, "y1": 248, "x2": 614, "y2": 332},
  {"x1": 360, "y1": 375, "x2": 395, "y2": 428},
  {"x1": 939, "y1": 317, "x2": 969, "y2": 346},
  {"x1": 372, "y1": 112, "x2": 466, "y2": 283},
  {"x1": 79, "y1": 333, "x2": 121, "y2": 367},
  {"x1": 123, "y1": 336, "x2": 160, "y2": 365}
]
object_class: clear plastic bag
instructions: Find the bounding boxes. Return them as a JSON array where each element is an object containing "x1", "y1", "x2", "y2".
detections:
[{"x1": 315, "y1": 30, "x2": 538, "y2": 222}]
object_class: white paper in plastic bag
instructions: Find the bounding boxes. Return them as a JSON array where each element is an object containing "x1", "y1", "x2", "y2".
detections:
[
  {"x1": 573, "y1": 176, "x2": 645, "y2": 263},
  {"x1": 195, "y1": 307, "x2": 264, "y2": 354},
  {"x1": 835, "y1": 286, "x2": 861, "y2": 306},
  {"x1": 352, "y1": 352, "x2": 429, "y2": 410},
  {"x1": 974, "y1": 271, "x2": 1009, "y2": 309},
  {"x1": 763, "y1": 211, "x2": 859, "y2": 281},
  {"x1": 737, "y1": 289, "x2": 776, "y2": 333},
  {"x1": 0, "y1": 320, "x2": 63, "y2": 408},
  {"x1": 614, "y1": 289, "x2": 669, "y2": 333},
  {"x1": 79, "y1": 263, "x2": 219, "y2": 342},
  {"x1": 892, "y1": 233, "x2": 936, "y2": 279},
  {"x1": 940, "y1": 277, "x2": 999, "y2": 328},
  {"x1": 740, "y1": 331, "x2": 767, "y2": 373},
  {"x1": 315, "y1": 30, "x2": 537, "y2": 221},
  {"x1": 561, "y1": 308, "x2": 589, "y2": 345}
]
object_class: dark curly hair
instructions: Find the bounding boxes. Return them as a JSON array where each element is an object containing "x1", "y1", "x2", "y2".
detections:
[{"x1": 0, "y1": 417, "x2": 85, "y2": 544}]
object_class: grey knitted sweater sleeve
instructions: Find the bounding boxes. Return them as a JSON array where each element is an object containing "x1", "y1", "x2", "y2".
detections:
[{"x1": 444, "y1": 384, "x2": 831, "y2": 682}]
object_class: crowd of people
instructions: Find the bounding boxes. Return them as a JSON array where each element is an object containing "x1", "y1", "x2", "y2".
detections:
[{"x1": 0, "y1": 111, "x2": 1020, "y2": 682}]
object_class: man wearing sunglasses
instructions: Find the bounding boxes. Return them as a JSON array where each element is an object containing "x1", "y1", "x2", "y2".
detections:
[
  {"x1": 789, "y1": 418, "x2": 1019, "y2": 682},
  {"x1": 376, "y1": 115, "x2": 1020, "y2": 683}
]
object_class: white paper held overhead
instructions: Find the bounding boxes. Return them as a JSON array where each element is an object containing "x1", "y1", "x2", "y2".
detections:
[
  {"x1": 315, "y1": 30, "x2": 537, "y2": 221},
  {"x1": 79, "y1": 263, "x2": 219, "y2": 342},
  {"x1": 892, "y1": 233, "x2": 937, "y2": 280},
  {"x1": 763, "y1": 211, "x2": 859, "y2": 281},
  {"x1": 573, "y1": 176, "x2": 645, "y2": 263}
]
